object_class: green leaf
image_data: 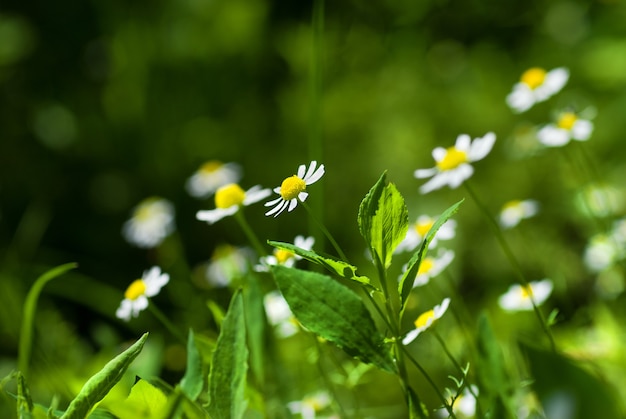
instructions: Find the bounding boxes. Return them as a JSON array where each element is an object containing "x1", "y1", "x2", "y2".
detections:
[
  {"x1": 60, "y1": 333, "x2": 149, "y2": 419},
  {"x1": 271, "y1": 265, "x2": 396, "y2": 373},
  {"x1": 243, "y1": 273, "x2": 266, "y2": 386},
  {"x1": 17, "y1": 371, "x2": 34, "y2": 419},
  {"x1": 398, "y1": 200, "x2": 463, "y2": 311},
  {"x1": 19, "y1": 262, "x2": 78, "y2": 378},
  {"x1": 267, "y1": 240, "x2": 374, "y2": 290},
  {"x1": 207, "y1": 290, "x2": 248, "y2": 419},
  {"x1": 358, "y1": 172, "x2": 409, "y2": 269},
  {"x1": 107, "y1": 379, "x2": 167, "y2": 419},
  {"x1": 179, "y1": 330, "x2": 203, "y2": 402},
  {"x1": 523, "y1": 343, "x2": 624, "y2": 419}
]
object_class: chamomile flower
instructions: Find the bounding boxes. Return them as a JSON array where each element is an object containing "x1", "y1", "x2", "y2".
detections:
[
  {"x1": 287, "y1": 391, "x2": 332, "y2": 419},
  {"x1": 437, "y1": 386, "x2": 478, "y2": 418},
  {"x1": 506, "y1": 67, "x2": 569, "y2": 113},
  {"x1": 265, "y1": 161, "x2": 325, "y2": 217},
  {"x1": 196, "y1": 183, "x2": 271, "y2": 225},
  {"x1": 498, "y1": 279, "x2": 553, "y2": 312},
  {"x1": 537, "y1": 111, "x2": 593, "y2": 147},
  {"x1": 205, "y1": 244, "x2": 254, "y2": 287},
  {"x1": 403, "y1": 249, "x2": 455, "y2": 287},
  {"x1": 185, "y1": 160, "x2": 242, "y2": 198},
  {"x1": 583, "y1": 234, "x2": 620, "y2": 273},
  {"x1": 122, "y1": 197, "x2": 175, "y2": 248},
  {"x1": 414, "y1": 133, "x2": 496, "y2": 194},
  {"x1": 255, "y1": 235, "x2": 315, "y2": 272},
  {"x1": 499, "y1": 199, "x2": 540, "y2": 229},
  {"x1": 264, "y1": 290, "x2": 299, "y2": 338},
  {"x1": 402, "y1": 298, "x2": 450, "y2": 345},
  {"x1": 116, "y1": 266, "x2": 169, "y2": 321},
  {"x1": 395, "y1": 215, "x2": 457, "y2": 253}
]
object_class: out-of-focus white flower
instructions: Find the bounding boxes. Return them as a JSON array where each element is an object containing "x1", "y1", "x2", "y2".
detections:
[
  {"x1": 415, "y1": 133, "x2": 496, "y2": 194},
  {"x1": 287, "y1": 391, "x2": 332, "y2": 419},
  {"x1": 265, "y1": 161, "x2": 325, "y2": 217},
  {"x1": 185, "y1": 161, "x2": 242, "y2": 198},
  {"x1": 116, "y1": 266, "x2": 169, "y2": 321},
  {"x1": 395, "y1": 215, "x2": 457, "y2": 253},
  {"x1": 256, "y1": 235, "x2": 315, "y2": 272},
  {"x1": 506, "y1": 67, "x2": 569, "y2": 113},
  {"x1": 499, "y1": 199, "x2": 540, "y2": 229},
  {"x1": 437, "y1": 385, "x2": 478, "y2": 418},
  {"x1": 537, "y1": 111, "x2": 593, "y2": 147},
  {"x1": 264, "y1": 290, "x2": 299, "y2": 338},
  {"x1": 122, "y1": 197, "x2": 175, "y2": 248},
  {"x1": 403, "y1": 298, "x2": 450, "y2": 345},
  {"x1": 498, "y1": 279, "x2": 553, "y2": 312},
  {"x1": 400, "y1": 249, "x2": 455, "y2": 287},
  {"x1": 584, "y1": 234, "x2": 621, "y2": 273},
  {"x1": 196, "y1": 183, "x2": 271, "y2": 225},
  {"x1": 205, "y1": 244, "x2": 254, "y2": 287}
]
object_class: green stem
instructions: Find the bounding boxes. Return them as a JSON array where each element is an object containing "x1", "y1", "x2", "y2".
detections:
[
  {"x1": 463, "y1": 182, "x2": 556, "y2": 352},
  {"x1": 403, "y1": 347, "x2": 457, "y2": 419},
  {"x1": 234, "y1": 210, "x2": 267, "y2": 257},
  {"x1": 147, "y1": 303, "x2": 186, "y2": 345},
  {"x1": 301, "y1": 200, "x2": 349, "y2": 262}
]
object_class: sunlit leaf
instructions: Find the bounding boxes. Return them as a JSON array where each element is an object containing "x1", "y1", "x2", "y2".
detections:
[
  {"x1": 108, "y1": 379, "x2": 167, "y2": 419},
  {"x1": 243, "y1": 273, "x2": 266, "y2": 386},
  {"x1": 60, "y1": 332, "x2": 149, "y2": 419},
  {"x1": 207, "y1": 290, "x2": 248, "y2": 419},
  {"x1": 271, "y1": 265, "x2": 396, "y2": 373},
  {"x1": 267, "y1": 240, "x2": 374, "y2": 290},
  {"x1": 398, "y1": 200, "x2": 463, "y2": 311},
  {"x1": 179, "y1": 330, "x2": 203, "y2": 402},
  {"x1": 358, "y1": 172, "x2": 409, "y2": 269}
]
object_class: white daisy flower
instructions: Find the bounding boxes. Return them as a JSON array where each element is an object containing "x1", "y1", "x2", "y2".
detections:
[
  {"x1": 395, "y1": 215, "x2": 457, "y2": 253},
  {"x1": 196, "y1": 183, "x2": 272, "y2": 225},
  {"x1": 537, "y1": 111, "x2": 593, "y2": 147},
  {"x1": 498, "y1": 279, "x2": 553, "y2": 312},
  {"x1": 122, "y1": 197, "x2": 175, "y2": 248},
  {"x1": 287, "y1": 391, "x2": 332, "y2": 419},
  {"x1": 506, "y1": 67, "x2": 569, "y2": 113},
  {"x1": 205, "y1": 244, "x2": 254, "y2": 287},
  {"x1": 185, "y1": 160, "x2": 242, "y2": 199},
  {"x1": 583, "y1": 234, "x2": 620, "y2": 273},
  {"x1": 405, "y1": 249, "x2": 455, "y2": 287},
  {"x1": 402, "y1": 298, "x2": 451, "y2": 345},
  {"x1": 264, "y1": 290, "x2": 299, "y2": 338},
  {"x1": 255, "y1": 235, "x2": 315, "y2": 272},
  {"x1": 265, "y1": 161, "x2": 325, "y2": 217},
  {"x1": 499, "y1": 199, "x2": 540, "y2": 229},
  {"x1": 415, "y1": 133, "x2": 496, "y2": 194},
  {"x1": 116, "y1": 266, "x2": 170, "y2": 321},
  {"x1": 437, "y1": 386, "x2": 478, "y2": 418}
]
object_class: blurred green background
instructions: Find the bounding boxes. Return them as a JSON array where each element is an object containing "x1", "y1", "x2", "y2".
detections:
[{"x1": 2, "y1": 0, "x2": 626, "y2": 416}]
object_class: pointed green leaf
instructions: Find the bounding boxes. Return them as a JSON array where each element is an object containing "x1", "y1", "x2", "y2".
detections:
[
  {"x1": 17, "y1": 371, "x2": 34, "y2": 418},
  {"x1": 243, "y1": 273, "x2": 266, "y2": 386},
  {"x1": 398, "y1": 200, "x2": 463, "y2": 311},
  {"x1": 60, "y1": 333, "x2": 149, "y2": 419},
  {"x1": 179, "y1": 330, "x2": 203, "y2": 401},
  {"x1": 208, "y1": 290, "x2": 248, "y2": 419},
  {"x1": 108, "y1": 379, "x2": 167, "y2": 419},
  {"x1": 358, "y1": 172, "x2": 409, "y2": 268},
  {"x1": 271, "y1": 265, "x2": 396, "y2": 373},
  {"x1": 267, "y1": 240, "x2": 375, "y2": 290}
]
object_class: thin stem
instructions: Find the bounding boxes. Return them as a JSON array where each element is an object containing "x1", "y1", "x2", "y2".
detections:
[
  {"x1": 301, "y1": 200, "x2": 349, "y2": 262},
  {"x1": 463, "y1": 181, "x2": 556, "y2": 352},
  {"x1": 147, "y1": 303, "x2": 186, "y2": 345},
  {"x1": 234, "y1": 210, "x2": 267, "y2": 257},
  {"x1": 403, "y1": 347, "x2": 457, "y2": 419}
]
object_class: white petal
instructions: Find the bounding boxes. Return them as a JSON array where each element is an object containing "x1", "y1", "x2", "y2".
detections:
[
  {"x1": 244, "y1": 185, "x2": 273, "y2": 205},
  {"x1": 414, "y1": 167, "x2": 437, "y2": 179},
  {"x1": 197, "y1": 207, "x2": 237, "y2": 224},
  {"x1": 571, "y1": 120, "x2": 593, "y2": 141},
  {"x1": 402, "y1": 329, "x2": 421, "y2": 345},
  {"x1": 455, "y1": 134, "x2": 471, "y2": 152},
  {"x1": 298, "y1": 191, "x2": 309, "y2": 202},
  {"x1": 265, "y1": 200, "x2": 288, "y2": 217},
  {"x1": 447, "y1": 165, "x2": 473, "y2": 188},
  {"x1": 265, "y1": 196, "x2": 283, "y2": 207},
  {"x1": 419, "y1": 173, "x2": 449, "y2": 194},
  {"x1": 506, "y1": 85, "x2": 534, "y2": 113},
  {"x1": 468, "y1": 132, "x2": 496, "y2": 161},
  {"x1": 297, "y1": 164, "x2": 307, "y2": 179},
  {"x1": 287, "y1": 199, "x2": 298, "y2": 212},
  {"x1": 537, "y1": 126, "x2": 570, "y2": 147},
  {"x1": 432, "y1": 147, "x2": 447, "y2": 161},
  {"x1": 304, "y1": 161, "x2": 318, "y2": 179},
  {"x1": 304, "y1": 164, "x2": 325, "y2": 184},
  {"x1": 116, "y1": 299, "x2": 133, "y2": 321}
]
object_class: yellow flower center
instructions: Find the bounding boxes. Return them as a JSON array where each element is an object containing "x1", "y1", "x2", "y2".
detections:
[
  {"x1": 200, "y1": 160, "x2": 223, "y2": 173},
  {"x1": 503, "y1": 200, "x2": 521, "y2": 211},
  {"x1": 280, "y1": 176, "x2": 306, "y2": 200},
  {"x1": 274, "y1": 249, "x2": 295, "y2": 264},
  {"x1": 436, "y1": 147, "x2": 468, "y2": 171},
  {"x1": 557, "y1": 112, "x2": 577, "y2": 130},
  {"x1": 521, "y1": 67, "x2": 547, "y2": 90},
  {"x1": 415, "y1": 309, "x2": 436, "y2": 328},
  {"x1": 415, "y1": 219, "x2": 434, "y2": 237},
  {"x1": 417, "y1": 257, "x2": 434, "y2": 275},
  {"x1": 215, "y1": 184, "x2": 245, "y2": 209},
  {"x1": 135, "y1": 205, "x2": 154, "y2": 221},
  {"x1": 520, "y1": 285, "x2": 534, "y2": 299},
  {"x1": 125, "y1": 279, "x2": 147, "y2": 300}
]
